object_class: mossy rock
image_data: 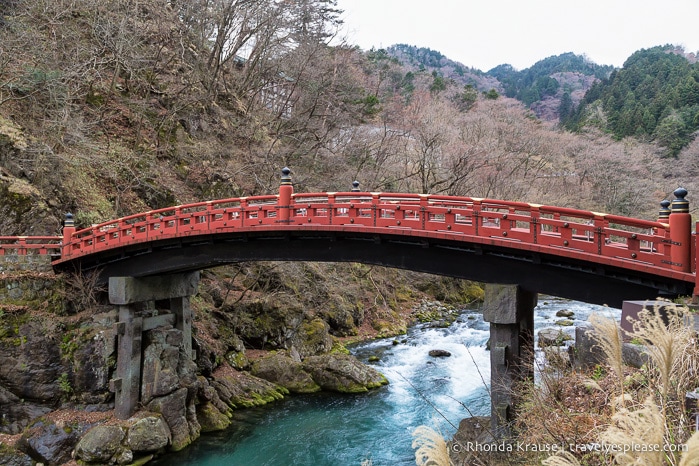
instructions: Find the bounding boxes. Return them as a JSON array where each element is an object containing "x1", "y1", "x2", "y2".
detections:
[
  {"x1": 302, "y1": 354, "x2": 389, "y2": 393},
  {"x1": 211, "y1": 369, "x2": 288, "y2": 410},
  {"x1": 197, "y1": 402, "x2": 231, "y2": 432},
  {"x1": 250, "y1": 352, "x2": 320, "y2": 394}
]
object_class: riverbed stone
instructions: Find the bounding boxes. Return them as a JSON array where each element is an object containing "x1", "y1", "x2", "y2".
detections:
[
  {"x1": 251, "y1": 352, "x2": 320, "y2": 394},
  {"x1": 556, "y1": 309, "x2": 575, "y2": 318},
  {"x1": 538, "y1": 328, "x2": 572, "y2": 347},
  {"x1": 196, "y1": 401, "x2": 231, "y2": 432},
  {"x1": 126, "y1": 415, "x2": 171, "y2": 452},
  {"x1": 302, "y1": 354, "x2": 388, "y2": 393},
  {"x1": 146, "y1": 388, "x2": 191, "y2": 452},
  {"x1": 428, "y1": 349, "x2": 452, "y2": 357},
  {"x1": 211, "y1": 367, "x2": 288, "y2": 409},
  {"x1": 570, "y1": 324, "x2": 605, "y2": 370},
  {"x1": 74, "y1": 425, "x2": 125, "y2": 464}
]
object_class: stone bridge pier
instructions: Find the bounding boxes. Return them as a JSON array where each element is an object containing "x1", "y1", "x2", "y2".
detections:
[
  {"x1": 108, "y1": 271, "x2": 200, "y2": 419},
  {"x1": 483, "y1": 284, "x2": 537, "y2": 438}
]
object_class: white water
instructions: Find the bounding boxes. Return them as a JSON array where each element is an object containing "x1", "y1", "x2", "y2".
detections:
[{"x1": 153, "y1": 297, "x2": 619, "y2": 466}]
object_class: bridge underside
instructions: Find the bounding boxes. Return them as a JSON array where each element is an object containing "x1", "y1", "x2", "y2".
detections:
[{"x1": 54, "y1": 230, "x2": 693, "y2": 308}]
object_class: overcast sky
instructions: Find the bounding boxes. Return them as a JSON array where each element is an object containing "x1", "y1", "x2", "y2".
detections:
[{"x1": 334, "y1": 0, "x2": 699, "y2": 71}]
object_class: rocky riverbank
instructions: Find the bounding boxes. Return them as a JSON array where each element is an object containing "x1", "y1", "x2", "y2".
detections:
[{"x1": 0, "y1": 261, "x2": 481, "y2": 465}]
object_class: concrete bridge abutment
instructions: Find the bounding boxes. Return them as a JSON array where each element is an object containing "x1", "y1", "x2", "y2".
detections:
[
  {"x1": 483, "y1": 284, "x2": 537, "y2": 438},
  {"x1": 108, "y1": 271, "x2": 199, "y2": 419}
]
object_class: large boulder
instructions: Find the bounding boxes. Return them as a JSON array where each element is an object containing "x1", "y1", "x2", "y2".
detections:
[
  {"x1": 289, "y1": 318, "x2": 334, "y2": 358},
  {"x1": 126, "y1": 415, "x2": 171, "y2": 453},
  {"x1": 210, "y1": 366, "x2": 288, "y2": 410},
  {"x1": 250, "y1": 352, "x2": 320, "y2": 394},
  {"x1": 17, "y1": 420, "x2": 90, "y2": 465},
  {"x1": 146, "y1": 388, "x2": 192, "y2": 452},
  {"x1": 302, "y1": 354, "x2": 388, "y2": 393},
  {"x1": 196, "y1": 401, "x2": 231, "y2": 432},
  {"x1": 0, "y1": 385, "x2": 52, "y2": 434},
  {"x1": 141, "y1": 328, "x2": 182, "y2": 405},
  {"x1": 73, "y1": 425, "x2": 125, "y2": 464}
]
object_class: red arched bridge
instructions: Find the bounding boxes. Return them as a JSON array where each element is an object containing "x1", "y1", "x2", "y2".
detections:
[{"x1": 2, "y1": 169, "x2": 697, "y2": 308}]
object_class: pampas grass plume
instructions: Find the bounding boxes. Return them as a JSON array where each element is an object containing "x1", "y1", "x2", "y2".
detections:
[
  {"x1": 679, "y1": 430, "x2": 699, "y2": 466},
  {"x1": 412, "y1": 425, "x2": 452, "y2": 466}
]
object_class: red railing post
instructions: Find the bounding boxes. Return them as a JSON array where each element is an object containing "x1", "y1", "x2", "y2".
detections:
[
  {"x1": 657, "y1": 199, "x2": 672, "y2": 260},
  {"x1": 278, "y1": 167, "x2": 293, "y2": 224},
  {"x1": 669, "y1": 188, "x2": 692, "y2": 273},
  {"x1": 61, "y1": 213, "x2": 76, "y2": 258}
]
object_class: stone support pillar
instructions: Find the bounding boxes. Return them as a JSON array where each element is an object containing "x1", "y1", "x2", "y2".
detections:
[
  {"x1": 483, "y1": 284, "x2": 537, "y2": 438},
  {"x1": 108, "y1": 271, "x2": 199, "y2": 419},
  {"x1": 171, "y1": 296, "x2": 193, "y2": 360},
  {"x1": 113, "y1": 305, "x2": 143, "y2": 420}
]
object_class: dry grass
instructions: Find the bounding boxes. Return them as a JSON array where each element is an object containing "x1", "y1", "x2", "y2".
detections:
[
  {"x1": 589, "y1": 313, "x2": 625, "y2": 405},
  {"x1": 536, "y1": 300, "x2": 699, "y2": 466},
  {"x1": 412, "y1": 425, "x2": 453, "y2": 466}
]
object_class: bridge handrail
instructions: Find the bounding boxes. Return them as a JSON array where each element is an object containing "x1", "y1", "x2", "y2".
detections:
[
  {"x1": 0, "y1": 236, "x2": 62, "y2": 255},
  {"x1": 50, "y1": 191, "x2": 682, "y2": 273}
]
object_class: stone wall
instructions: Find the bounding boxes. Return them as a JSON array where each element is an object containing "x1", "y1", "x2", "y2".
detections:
[
  {"x1": 0, "y1": 254, "x2": 59, "y2": 310},
  {"x1": 0, "y1": 253, "x2": 54, "y2": 273}
]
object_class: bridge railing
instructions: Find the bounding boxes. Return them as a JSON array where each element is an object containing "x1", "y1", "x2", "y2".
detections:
[
  {"x1": 290, "y1": 193, "x2": 675, "y2": 269},
  {"x1": 0, "y1": 236, "x2": 62, "y2": 256},
  {"x1": 53, "y1": 191, "x2": 681, "y2": 272}
]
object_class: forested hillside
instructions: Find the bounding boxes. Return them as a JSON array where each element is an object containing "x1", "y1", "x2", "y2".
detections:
[{"x1": 566, "y1": 45, "x2": 699, "y2": 156}]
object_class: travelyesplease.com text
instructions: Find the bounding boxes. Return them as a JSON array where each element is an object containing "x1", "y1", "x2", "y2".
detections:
[{"x1": 452, "y1": 441, "x2": 688, "y2": 454}]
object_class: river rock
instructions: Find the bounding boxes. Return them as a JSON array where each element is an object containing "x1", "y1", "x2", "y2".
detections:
[
  {"x1": 428, "y1": 349, "x2": 452, "y2": 358},
  {"x1": 211, "y1": 366, "x2": 288, "y2": 409},
  {"x1": 126, "y1": 415, "x2": 171, "y2": 452},
  {"x1": 289, "y1": 318, "x2": 335, "y2": 358},
  {"x1": 196, "y1": 401, "x2": 231, "y2": 432},
  {"x1": 538, "y1": 328, "x2": 572, "y2": 347},
  {"x1": 555, "y1": 309, "x2": 575, "y2": 318},
  {"x1": 251, "y1": 352, "x2": 320, "y2": 394},
  {"x1": 302, "y1": 354, "x2": 388, "y2": 393},
  {"x1": 555, "y1": 319, "x2": 574, "y2": 326},
  {"x1": 73, "y1": 425, "x2": 126, "y2": 464},
  {"x1": 146, "y1": 388, "x2": 193, "y2": 452}
]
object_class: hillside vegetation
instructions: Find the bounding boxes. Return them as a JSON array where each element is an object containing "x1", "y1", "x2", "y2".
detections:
[{"x1": 566, "y1": 45, "x2": 699, "y2": 156}]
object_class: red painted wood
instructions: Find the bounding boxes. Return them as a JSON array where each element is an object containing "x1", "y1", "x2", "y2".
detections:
[{"x1": 3, "y1": 192, "x2": 696, "y2": 289}]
